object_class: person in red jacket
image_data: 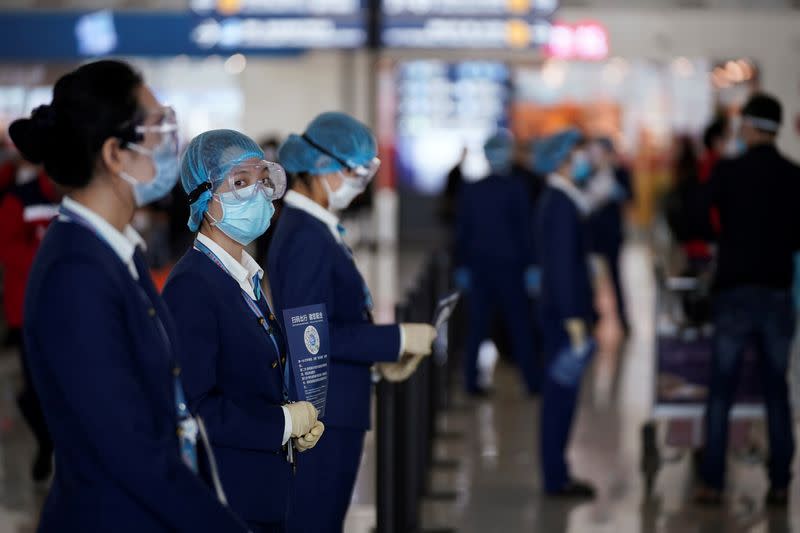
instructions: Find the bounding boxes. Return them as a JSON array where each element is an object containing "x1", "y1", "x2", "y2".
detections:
[{"x1": 0, "y1": 157, "x2": 59, "y2": 481}]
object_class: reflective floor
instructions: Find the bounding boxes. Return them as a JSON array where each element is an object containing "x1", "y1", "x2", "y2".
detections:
[
  {"x1": 346, "y1": 243, "x2": 800, "y2": 532},
  {"x1": 0, "y1": 243, "x2": 797, "y2": 532}
]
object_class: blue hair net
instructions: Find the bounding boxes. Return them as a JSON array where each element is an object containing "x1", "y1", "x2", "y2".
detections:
[
  {"x1": 483, "y1": 130, "x2": 514, "y2": 174},
  {"x1": 532, "y1": 128, "x2": 584, "y2": 175},
  {"x1": 181, "y1": 129, "x2": 264, "y2": 232},
  {"x1": 278, "y1": 112, "x2": 377, "y2": 175}
]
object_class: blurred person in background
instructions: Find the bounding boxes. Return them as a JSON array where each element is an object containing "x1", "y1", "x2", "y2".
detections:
[
  {"x1": 163, "y1": 130, "x2": 324, "y2": 533},
  {"x1": 0, "y1": 156, "x2": 59, "y2": 482},
  {"x1": 696, "y1": 93, "x2": 800, "y2": 506},
  {"x1": 272, "y1": 112, "x2": 437, "y2": 533},
  {"x1": 438, "y1": 146, "x2": 468, "y2": 228},
  {"x1": 9, "y1": 60, "x2": 248, "y2": 532},
  {"x1": 513, "y1": 137, "x2": 547, "y2": 209},
  {"x1": 455, "y1": 130, "x2": 539, "y2": 397},
  {"x1": 699, "y1": 115, "x2": 730, "y2": 183},
  {"x1": 534, "y1": 129, "x2": 597, "y2": 499},
  {"x1": 663, "y1": 136, "x2": 716, "y2": 269},
  {"x1": 585, "y1": 137, "x2": 633, "y2": 336}
]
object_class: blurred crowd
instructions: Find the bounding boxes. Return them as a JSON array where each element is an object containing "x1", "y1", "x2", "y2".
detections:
[{"x1": 440, "y1": 91, "x2": 800, "y2": 504}]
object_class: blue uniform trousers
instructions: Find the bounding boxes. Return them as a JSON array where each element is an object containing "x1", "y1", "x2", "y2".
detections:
[
  {"x1": 540, "y1": 315, "x2": 585, "y2": 493},
  {"x1": 287, "y1": 427, "x2": 365, "y2": 533},
  {"x1": 464, "y1": 265, "x2": 539, "y2": 394}
]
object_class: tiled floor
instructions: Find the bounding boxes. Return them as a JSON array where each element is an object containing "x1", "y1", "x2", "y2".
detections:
[{"x1": 0, "y1": 243, "x2": 798, "y2": 532}]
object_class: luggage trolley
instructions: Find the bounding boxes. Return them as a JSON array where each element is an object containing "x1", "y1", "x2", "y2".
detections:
[{"x1": 641, "y1": 263, "x2": 765, "y2": 496}]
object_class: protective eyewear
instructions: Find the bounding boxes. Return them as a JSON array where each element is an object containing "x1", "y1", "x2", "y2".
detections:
[
  {"x1": 123, "y1": 106, "x2": 179, "y2": 158},
  {"x1": 342, "y1": 157, "x2": 381, "y2": 190},
  {"x1": 301, "y1": 133, "x2": 381, "y2": 188},
  {"x1": 220, "y1": 159, "x2": 287, "y2": 203}
]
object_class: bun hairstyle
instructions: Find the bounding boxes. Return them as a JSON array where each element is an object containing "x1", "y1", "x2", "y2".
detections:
[{"x1": 8, "y1": 60, "x2": 143, "y2": 189}]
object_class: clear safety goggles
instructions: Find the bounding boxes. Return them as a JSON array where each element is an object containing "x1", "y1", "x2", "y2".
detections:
[
  {"x1": 124, "y1": 106, "x2": 179, "y2": 158},
  {"x1": 218, "y1": 159, "x2": 287, "y2": 203},
  {"x1": 300, "y1": 133, "x2": 381, "y2": 189},
  {"x1": 341, "y1": 157, "x2": 381, "y2": 190}
]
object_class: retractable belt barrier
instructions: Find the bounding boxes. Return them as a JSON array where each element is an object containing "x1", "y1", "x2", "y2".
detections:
[{"x1": 376, "y1": 251, "x2": 460, "y2": 533}]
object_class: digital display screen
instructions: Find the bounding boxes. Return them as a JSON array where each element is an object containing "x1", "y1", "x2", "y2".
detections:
[
  {"x1": 190, "y1": 0, "x2": 369, "y2": 50},
  {"x1": 382, "y1": 0, "x2": 558, "y2": 49},
  {"x1": 394, "y1": 60, "x2": 511, "y2": 195}
]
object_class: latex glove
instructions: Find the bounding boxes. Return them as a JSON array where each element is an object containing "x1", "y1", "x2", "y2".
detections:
[
  {"x1": 453, "y1": 268, "x2": 471, "y2": 291},
  {"x1": 295, "y1": 421, "x2": 325, "y2": 452},
  {"x1": 285, "y1": 401, "x2": 318, "y2": 438},
  {"x1": 525, "y1": 266, "x2": 541, "y2": 296},
  {"x1": 377, "y1": 353, "x2": 425, "y2": 383},
  {"x1": 564, "y1": 319, "x2": 588, "y2": 353},
  {"x1": 400, "y1": 323, "x2": 438, "y2": 357}
]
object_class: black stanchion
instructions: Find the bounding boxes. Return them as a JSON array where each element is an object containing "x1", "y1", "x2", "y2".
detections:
[{"x1": 375, "y1": 253, "x2": 462, "y2": 532}]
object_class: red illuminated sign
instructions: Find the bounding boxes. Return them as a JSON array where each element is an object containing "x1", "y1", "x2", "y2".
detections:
[{"x1": 545, "y1": 20, "x2": 608, "y2": 60}]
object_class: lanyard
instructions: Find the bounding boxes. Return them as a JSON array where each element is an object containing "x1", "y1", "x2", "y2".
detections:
[
  {"x1": 193, "y1": 239, "x2": 291, "y2": 402},
  {"x1": 58, "y1": 206, "x2": 200, "y2": 473}
]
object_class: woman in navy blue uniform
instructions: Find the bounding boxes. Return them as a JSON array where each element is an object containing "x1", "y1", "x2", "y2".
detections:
[
  {"x1": 269, "y1": 112, "x2": 437, "y2": 532},
  {"x1": 455, "y1": 131, "x2": 539, "y2": 396},
  {"x1": 9, "y1": 60, "x2": 247, "y2": 531},
  {"x1": 163, "y1": 130, "x2": 325, "y2": 533},
  {"x1": 533, "y1": 129, "x2": 598, "y2": 499}
]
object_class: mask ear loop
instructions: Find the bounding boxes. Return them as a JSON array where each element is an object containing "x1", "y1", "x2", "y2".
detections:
[{"x1": 205, "y1": 195, "x2": 224, "y2": 227}]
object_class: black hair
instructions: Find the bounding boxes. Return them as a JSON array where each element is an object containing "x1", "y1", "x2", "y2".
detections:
[
  {"x1": 741, "y1": 92, "x2": 782, "y2": 134},
  {"x1": 8, "y1": 60, "x2": 143, "y2": 189},
  {"x1": 288, "y1": 171, "x2": 315, "y2": 191},
  {"x1": 674, "y1": 136, "x2": 698, "y2": 185},
  {"x1": 702, "y1": 116, "x2": 728, "y2": 151}
]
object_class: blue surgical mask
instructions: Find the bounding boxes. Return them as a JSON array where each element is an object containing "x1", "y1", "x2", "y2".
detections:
[
  {"x1": 120, "y1": 140, "x2": 180, "y2": 207},
  {"x1": 209, "y1": 185, "x2": 275, "y2": 245},
  {"x1": 725, "y1": 138, "x2": 747, "y2": 158},
  {"x1": 571, "y1": 150, "x2": 593, "y2": 183}
]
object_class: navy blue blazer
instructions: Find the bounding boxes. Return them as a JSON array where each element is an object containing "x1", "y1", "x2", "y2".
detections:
[
  {"x1": 455, "y1": 174, "x2": 535, "y2": 271},
  {"x1": 163, "y1": 248, "x2": 291, "y2": 524},
  {"x1": 23, "y1": 220, "x2": 246, "y2": 532},
  {"x1": 268, "y1": 205, "x2": 401, "y2": 431},
  {"x1": 535, "y1": 187, "x2": 595, "y2": 324}
]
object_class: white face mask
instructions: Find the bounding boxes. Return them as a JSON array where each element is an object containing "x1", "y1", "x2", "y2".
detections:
[{"x1": 321, "y1": 174, "x2": 364, "y2": 211}]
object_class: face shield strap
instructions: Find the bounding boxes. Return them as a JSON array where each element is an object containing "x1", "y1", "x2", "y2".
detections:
[
  {"x1": 188, "y1": 182, "x2": 212, "y2": 204},
  {"x1": 742, "y1": 115, "x2": 780, "y2": 133},
  {"x1": 301, "y1": 133, "x2": 352, "y2": 170}
]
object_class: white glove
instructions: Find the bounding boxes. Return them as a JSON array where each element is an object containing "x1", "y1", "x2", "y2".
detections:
[
  {"x1": 564, "y1": 319, "x2": 588, "y2": 353},
  {"x1": 295, "y1": 421, "x2": 325, "y2": 452},
  {"x1": 400, "y1": 323, "x2": 438, "y2": 357},
  {"x1": 285, "y1": 401, "x2": 318, "y2": 438},
  {"x1": 377, "y1": 353, "x2": 426, "y2": 383}
]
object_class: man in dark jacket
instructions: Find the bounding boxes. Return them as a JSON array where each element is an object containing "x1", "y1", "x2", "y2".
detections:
[{"x1": 697, "y1": 93, "x2": 800, "y2": 506}]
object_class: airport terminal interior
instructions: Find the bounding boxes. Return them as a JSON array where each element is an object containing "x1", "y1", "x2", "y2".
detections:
[{"x1": 1, "y1": 1, "x2": 800, "y2": 532}]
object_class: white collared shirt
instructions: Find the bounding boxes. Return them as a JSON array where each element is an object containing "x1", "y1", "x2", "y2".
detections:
[
  {"x1": 283, "y1": 190, "x2": 342, "y2": 243},
  {"x1": 195, "y1": 232, "x2": 292, "y2": 444},
  {"x1": 547, "y1": 173, "x2": 591, "y2": 216},
  {"x1": 61, "y1": 196, "x2": 146, "y2": 280},
  {"x1": 196, "y1": 233, "x2": 263, "y2": 301}
]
